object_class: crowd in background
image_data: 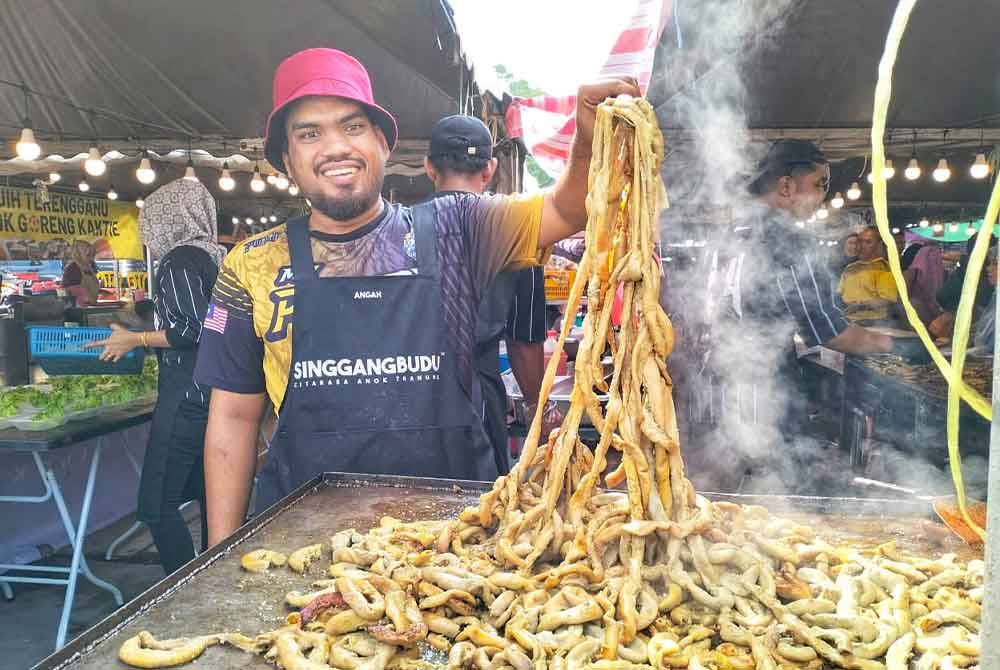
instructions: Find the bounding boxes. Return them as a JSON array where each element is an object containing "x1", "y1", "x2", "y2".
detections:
[{"x1": 826, "y1": 227, "x2": 997, "y2": 350}]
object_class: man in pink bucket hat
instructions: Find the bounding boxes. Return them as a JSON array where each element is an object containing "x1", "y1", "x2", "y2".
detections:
[{"x1": 195, "y1": 47, "x2": 638, "y2": 543}]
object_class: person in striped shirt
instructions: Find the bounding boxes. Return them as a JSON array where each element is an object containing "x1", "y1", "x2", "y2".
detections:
[{"x1": 695, "y1": 140, "x2": 926, "y2": 492}]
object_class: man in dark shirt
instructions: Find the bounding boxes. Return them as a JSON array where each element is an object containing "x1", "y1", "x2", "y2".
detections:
[
  {"x1": 696, "y1": 140, "x2": 920, "y2": 492},
  {"x1": 423, "y1": 115, "x2": 547, "y2": 473}
]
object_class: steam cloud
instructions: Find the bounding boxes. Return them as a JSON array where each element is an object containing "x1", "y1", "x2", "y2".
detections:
[{"x1": 646, "y1": 0, "x2": 983, "y2": 499}]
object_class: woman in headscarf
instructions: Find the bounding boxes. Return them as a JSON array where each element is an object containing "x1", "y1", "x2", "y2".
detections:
[
  {"x1": 61, "y1": 240, "x2": 100, "y2": 305},
  {"x1": 88, "y1": 179, "x2": 225, "y2": 574}
]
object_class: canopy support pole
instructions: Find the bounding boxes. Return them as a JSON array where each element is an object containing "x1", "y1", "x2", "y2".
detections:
[{"x1": 981, "y1": 252, "x2": 1000, "y2": 670}]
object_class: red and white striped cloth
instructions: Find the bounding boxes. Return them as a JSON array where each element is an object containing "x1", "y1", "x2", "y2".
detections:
[{"x1": 505, "y1": 0, "x2": 672, "y2": 173}]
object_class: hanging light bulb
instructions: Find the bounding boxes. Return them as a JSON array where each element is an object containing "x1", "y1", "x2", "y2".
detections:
[
  {"x1": 932, "y1": 222, "x2": 944, "y2": 233},
  {"x1": 84, "y1": 146, "x2": 106, "y2": 176},
  {"x1": 816, "y1": 205, "x2": 829, "y2": 220},
  {"x1": 266, "y1": 174, "x2": 277, "y2": 185},
  {"x1": 250, "y1": 165, "x2": 266, "y2": 193},
  {"x1": 231, "y1": 216, "x2": 239, "y2": 225},
  {"x1": 948, "y1": 223, "x2": 959, "y2": 233},
  {"x1": 919, "y1": 216, "x2": 930, "y2": 228},
  {"x1": 932, "y1": 158, "x2": 951, "y2": 182},
  {"x1": 966, "y1": 226, "x2": 977, "y2": 236},
  {"x1": 15, "y1": 126, "x2": 41, "y2": 161},
  {"x1": 136, "y1": 155, "x2": 156, "y2": 184},
  {"x1": 970, "y1": 153, "x2": 990, "y2": 179},
  {"x1": 218, "y1": 162, "x2": 235, "y2": 191},
  {"x1": 259, "y1": 216, "x2": 268, "y2": 224},
  {"x1": 891, "y1": 227, "x2": 900, "y2": 235},
  {"x1": 866, "y1": 172, "x2": 874, "y2": 184},
  {"x1": 807, "y1": 214, "x2": 817, "y2": 224},
  {"x1": 135, "y1": 197, "x2": 144, "y2": 208},
  {"x1": 269, "y1": 214, "x2": 278, "y2": 223},
  {"x1": 881, "y1": 159, "x2": 895, "y2": 180},
  {"x1": 245, "y1": 217, "x2": 254, "y2": 225},
  {"x1": 107, "y1": 185, "x2": 118, "y2": 200},
  {"x1": 183, "y1": 157, "x2": 198, "y2": 181},
  {"x1": 905, "y1": 157, "x2": 921, "y2": 180},
  {"x1": 78, "y1": 179, "x2": 90, "y2": 192},
  {"x1": 846, "y1": 182, "x2": 861, "y2": 200},
  {"x1": 794, "y1": 220, "x2": 805, "y2": 228},
  {"x1": 275, "y1": 174, "x2": 289, "y2": 190},
  {"x1": 288, "y1": 183, "x2": 300, "y2": 197},
  {"x1": 831, "y1": 192, "x2": 845, "y2": 209},
  {"x1": 48, "y1": 172, "x2": 61, "y2": 183}
]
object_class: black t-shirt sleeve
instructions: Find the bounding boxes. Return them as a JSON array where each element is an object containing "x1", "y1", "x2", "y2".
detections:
[{"x1": 505, "y1": 266, "x2": 546, "y2": 343}]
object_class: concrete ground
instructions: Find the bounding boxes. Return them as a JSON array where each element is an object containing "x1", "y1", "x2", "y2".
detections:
[{"x1": 0, "y1": 506, "x2": 201, "y2": 670}]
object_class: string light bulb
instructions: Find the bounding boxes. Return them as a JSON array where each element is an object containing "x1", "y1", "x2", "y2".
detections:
[
  {"x1": 816, "y1": 205, "x2": 829, "y2": 220},
  {"x1": 891, "y1": 227, "x2": 900, "y2": 235},
  {"x1": 949, "y1": 223, "x2": 959, "y2": 233},
  {"x1": 932, "y1": 158, "x2": 951, "y2": 182},
  {"x1": 245, "y1": 217, "x2": 254, "y2": 225},
  {"x1": 84, "y1": 146, "x2": 106, "y2": 176},
  {"x1": 135, "y1": 197, "x2": 144, "y2": 208},
  {"x1": 78, "y1": 179, "x2": 90, "y2": 192},
  {"x1": 136, "y1": 155, "x2": 156, "y2": 184},
  {"x1": 794, "y1": 220, "x2": 805, "y2": 228},
  {"x1": 275, "y1": 174, "x2": 289, "y2": 190},
  {"x1": 48, "y1": 172, "x2": 61, "y2": 183},
  {"x1": 231, "y1": 216, "x2": 239, "y2": 225},
  {"x1": 882, "y1": 159, "x2": 895, "y2": 180},
  {"x1": 107, "y1": 185, "x2": 118, "y2": 200},
  {"x1": 15, "y1": 127, "x2": 41, "y2": 161},
  {"x1": 266, "y1": 174, "x2": 277, "y2": 185},
  {"x1": 866, "y1": 172, "x2": 874, "y2": 184},
  {"x1": 218, "y1": 162, "x2": 235, "y2": 191},
  {"x1": 807, "y1": 214, "x2": 817, "y2": 224},
  {"x1": 831, "y1": 192, "x2": 845, "y2": 209},
  {"x1": 966, "y1": 226, "x2": 977, "y2": 236},
  {"x1": 919, "y1": 216, "x2": 930, "y2": 228},
  {"x1": 288, "y1": 183, "x2": 300, "y2": 197},
  {"x1": 183, "y1": 156, "x2": 198, "y2": 181},
  {"x1": 905, "y1": 157, "x2": 921, "y2": 180},
  {"x1": 269, "y1": 214, "x2": 278, "y2": 223},
  {"x1": 259, "y1": 216, "x2": 268, "y2": 224},
  {"x1": 847, "y1": 182, "x2": 861, "y2": 200},
  {"x1": 250, "y1": 165, "x2": 266, "y2": 193},
  {"x1": 970, "y1": 153, "x2": 990, "y2": 179}
]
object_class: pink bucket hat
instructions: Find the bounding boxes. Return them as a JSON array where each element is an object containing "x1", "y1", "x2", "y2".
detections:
[{"x1": 263, "y1": 48, "x2": 398, "y2": 173}]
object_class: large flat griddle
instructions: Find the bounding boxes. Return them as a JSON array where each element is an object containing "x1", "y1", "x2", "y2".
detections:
[{"x1": 32, "y1": 473, "x2": 979, "y2": 670}]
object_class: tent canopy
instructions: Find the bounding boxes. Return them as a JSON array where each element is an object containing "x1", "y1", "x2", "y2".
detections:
[
  {"x1": 648, "y1": 0, "x2": 1000, "y2": 233},
  {"x1": 0, "y1": 0, "x2": 475, "y2": 216}
]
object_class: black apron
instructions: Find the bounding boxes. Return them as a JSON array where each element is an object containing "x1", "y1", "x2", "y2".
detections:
[
  {"x1": 254, "y1": 206, "x2": 498, "y2": 512},
  {"x1": 137, "y1": 349, "x2": 207, "y2": 523}
]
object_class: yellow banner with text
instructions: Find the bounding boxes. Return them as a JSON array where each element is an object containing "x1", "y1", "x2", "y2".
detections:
[{"x1": 0, "y1": 186, "x2": 143, "y2": 260}]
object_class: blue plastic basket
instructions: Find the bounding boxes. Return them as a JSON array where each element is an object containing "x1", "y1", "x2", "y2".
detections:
[{"x1": 28, "y1": 326, "x2": 144, "y2": 375}]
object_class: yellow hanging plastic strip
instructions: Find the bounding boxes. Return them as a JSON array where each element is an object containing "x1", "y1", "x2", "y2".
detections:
[
  {"x1": 871, "y1": 0, "x2": 990, "y2": 421},
  {"x1": 871, "y1": 0, "x2": 997, "y2": 540}
]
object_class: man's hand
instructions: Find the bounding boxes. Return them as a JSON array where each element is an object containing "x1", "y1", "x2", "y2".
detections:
[
  {"x1": 573, "y1": 77, "x2": 641, "y2": 155},
  {"x1": 84, "y1": 323, "x2": 141, "y2": 362}
]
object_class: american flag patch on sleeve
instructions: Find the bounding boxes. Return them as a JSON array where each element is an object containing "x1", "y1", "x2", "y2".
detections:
[{"x1": 204, "y1": 303, "x2": 229, "y2": 334}]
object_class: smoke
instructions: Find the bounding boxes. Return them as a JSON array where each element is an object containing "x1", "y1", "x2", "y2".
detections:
[{"x1": 647, "y1": 1, "x2": 963, "y2": 502}]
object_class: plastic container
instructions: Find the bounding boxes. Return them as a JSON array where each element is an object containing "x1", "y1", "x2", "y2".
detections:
[
  {"x1": 543, "y1": 329, "x2": 568, "y2": 376},
  {"x1": 28, "y1": 326, "x2": 144, "y2": 376},
  {"x1": 498, "y1": 340, "x2": 510, "y2": 373}
]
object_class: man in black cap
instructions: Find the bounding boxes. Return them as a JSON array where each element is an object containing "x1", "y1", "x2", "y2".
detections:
[
  {"x1": 424, "y1": 115, "x2": 548, "y2": 474},
  {"x1": 692, "y1": 139, "x2": 923, "y2": 493}
]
